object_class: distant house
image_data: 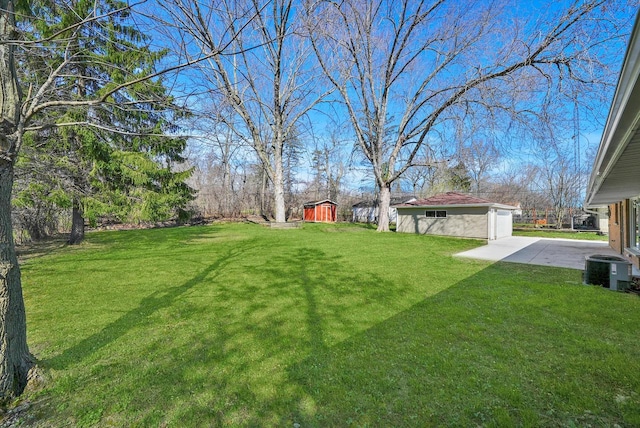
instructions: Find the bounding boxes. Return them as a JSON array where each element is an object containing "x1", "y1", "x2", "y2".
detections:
[
  {"x1": 587, "y1": 208, "x2": 609, "y2": 234},
  {"x1": 394, "y1": 192, "x2": 517, "y2": 240},
  {"x1": 352, "y1": 196, "x2": 417, "y2": 223},
  {"x1": 510, "y1": 203, "x2": 523, "y2": 217},
  {"x1": 303, "y1": 200, "x2": 337, "y2": 223},
  {"x1": 585, "y1": 12, "x2": 640, "y2": 269}
]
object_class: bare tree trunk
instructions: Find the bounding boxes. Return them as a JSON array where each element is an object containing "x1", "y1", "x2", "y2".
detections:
[
  {"x1": 0, "y1": 161, "x2": 36, "y2": 398},
  {"x1": 0, "y1": 0, "x2": 37, "y2": 399},
  {"x1": 0, "y1": 4, "x2": 19, "y2": 143},
  {"x1": 221, "y1": 159, "x2": 230, "y2": 217},
  {"x1": 273, "y1": 146, "x2": 286, "y2": 223},
  {"x1": 260, "y1": 166, "x2": 268, "y2": 218},
  {"x1": 377, "y1": 184, "x2": 391, "y2": 232},
  {"x1": 68, "y1": 197, "x2": 85, "y2": 245}
]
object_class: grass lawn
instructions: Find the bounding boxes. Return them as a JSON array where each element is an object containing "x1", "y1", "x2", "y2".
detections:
[
  {"x1": 513, "y1": 229, "x2": 609, "y2": 241},
  {"x1": 13, "y1": 222, "x2": 640, "y2": 426}
]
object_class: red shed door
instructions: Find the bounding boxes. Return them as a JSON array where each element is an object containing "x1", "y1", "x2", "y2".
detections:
[
  {"x1": 322, "y1": 204, "x2": 330, "y2": 222},
  {"x1": 320, "y1": 203, "x2": 334, "y2": 222}
]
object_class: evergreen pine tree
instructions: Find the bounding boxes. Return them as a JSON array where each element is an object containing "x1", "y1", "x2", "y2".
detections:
[{"x1": 15, "y1": 0, "x2": 194, "y2": 243}]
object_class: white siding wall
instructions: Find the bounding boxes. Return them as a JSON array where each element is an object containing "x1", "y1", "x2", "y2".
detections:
[
  {"x1": 352, "y1": 207, "x2": 377, "y2": 223},
  {"x1": 352, "y1": 207, "x2": 399, "y2": 223},
  {"x1": 595, "y1": 207, "x2": 610, "y2": 234}
]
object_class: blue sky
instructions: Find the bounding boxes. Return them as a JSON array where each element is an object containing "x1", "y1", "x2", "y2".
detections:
[{"x1": 134, "y1": 0, "x2": 640, "y2": 198}]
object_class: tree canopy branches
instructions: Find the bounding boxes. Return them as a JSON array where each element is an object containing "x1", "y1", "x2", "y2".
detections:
[{"x1": 306, "y1": 0, "x2": 628, "y2": 230}]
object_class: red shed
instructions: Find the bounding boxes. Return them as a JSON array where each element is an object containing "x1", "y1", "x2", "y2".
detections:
[{"x1": 303, "y1": 200, "x2": 337, "y2": 223}]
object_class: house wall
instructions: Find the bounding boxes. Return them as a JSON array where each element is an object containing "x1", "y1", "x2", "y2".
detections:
[
  {"x1": 352, "y1": 207, "x2": 398, "y2": 223},
  {"x1": 598, "y1": 216, "x2": 610, "y2": 234},
  {"x1": 389, "y1": 207, "x2": 398, "y2": 223},
  {"x1": 396, "y1": 207, "x2": 489, "y2": 239},
  {"x1": 589, "y1": 207, "x2": 609, "y2": 234},
  {"x1": 352, "y1": 207, "x2": 376, "y2": 223},
  {"x1": 609, "y1": 199, "x2": 640, "y2": 269},
  {"x1": 609, "y1": 199, "x2": 640, "y2": 268},
  {"x1": 608, "y1": 201, "x2": 626, "y2": 254}
]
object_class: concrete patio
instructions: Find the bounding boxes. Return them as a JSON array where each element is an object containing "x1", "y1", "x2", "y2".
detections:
[{"x1": 455, "y1": 236, "x2": 623, "y2": 270}]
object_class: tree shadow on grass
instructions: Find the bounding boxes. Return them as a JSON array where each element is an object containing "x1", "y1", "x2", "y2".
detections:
[
  {"x1": 49, "y1": 243, "x2": 413, "y2": 426},
  {"x1": 33, "y1": 228, "x2": 636, "y2": 427},
  {"x1": 16, "y1": 235, "x2": 69, "y2": 263},
  {"x1": 131, "y1": 244, "x2": 410, "y2": 426},
  {"x1": 251, "y1": 246, "x2": 409, "y2": 355},
  {"x1": 287, "y1": 262, "x2": 640, "y2": 427},
  {"x1": 43, "y1": 237, "x2": 254, "y2": 371}
]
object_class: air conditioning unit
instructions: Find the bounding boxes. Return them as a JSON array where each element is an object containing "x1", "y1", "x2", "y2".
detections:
[{"x1": 584, "y1": 255, "x2": 632, "y2": 291}]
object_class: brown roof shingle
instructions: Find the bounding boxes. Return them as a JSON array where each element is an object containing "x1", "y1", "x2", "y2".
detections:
[{"x1": 395, "y1": 192, "x2": 512, "y2": 208}]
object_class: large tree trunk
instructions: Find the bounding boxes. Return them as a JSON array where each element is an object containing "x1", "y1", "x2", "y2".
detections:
[
  {"x1": 68, "y1": 197, "x2": 85, "y2": 245},
  {"x1": 0, "y1": 0, "x2": 36, "y2": 399},
  {"x1": 376, "y1": 184, "x2": 391, "y2": 232},
  {"x1": 0, "y1": 1, "x2": 20, "y2": 151},
  {"x1": 259, "y1": 166, "x2": 268, "y2": 218},
  {"x1": 221, "y1": 159, "x2": 230, "y2": 217},
  {"x1": 0, "y1": 161, "x2": 36, "y2": 398},
  {"x1": 273, "y1": 147, "x2": 286, "y2": 223}
]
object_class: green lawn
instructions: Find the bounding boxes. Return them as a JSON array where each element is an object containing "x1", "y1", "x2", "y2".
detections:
[
  {"x1": 513, "y1": 229, "x2": 609, "y2": 241},
  {"x1": 13, "y1": 222, "x2": 640, "y2": 426}
]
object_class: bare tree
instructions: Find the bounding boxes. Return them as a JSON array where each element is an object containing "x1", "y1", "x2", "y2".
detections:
[
  {"x1": 458, "y1": 139, "x2": 500, "y2": 196},
  {"x1": 187, "y1": 104, "x2": 253, "y2": 218},
  {"x1": 307, "y1": 0, "x2": 629, "y2": 231},
  {"x1": 531, "y1": 142, "x2": 583, "y2": 228},
  {"x1": 401, "y1": 144, "x2": 450, "y2": 196},
  {"x1": 308, "y1": 123, "x2": 349, "y2": 202},
  {"x1": 159, "y1": 0, "x2": 330, "y2": 223},
  {"x1": 489, "y1": 167, "x2": 531, "y2": 206}
]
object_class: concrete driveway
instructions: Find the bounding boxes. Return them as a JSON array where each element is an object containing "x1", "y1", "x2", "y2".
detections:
[{"x1": 455, "y1": 236, "x2": 619, "y2": 270}]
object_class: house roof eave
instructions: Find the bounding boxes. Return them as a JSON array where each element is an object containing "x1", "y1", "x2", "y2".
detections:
[
  {"x1": 586, "y1": 10, "x2": 640, "y2": 207},
  {"x1": 395, "y1": 203, "x2": 517, "y2": 210}
]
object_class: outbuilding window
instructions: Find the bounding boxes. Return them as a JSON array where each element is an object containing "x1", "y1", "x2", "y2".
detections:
[{"x1": 426, "y1": 210, "x2": 447, "y2": 218}]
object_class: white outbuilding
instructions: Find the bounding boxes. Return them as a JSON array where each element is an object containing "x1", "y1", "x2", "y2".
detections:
[
  {"x1": 394, "y1": 192, "x2": 517, "y2": 240},
  {"x1": 352, "y1": 196, "x2": 416, "y2": 223}
]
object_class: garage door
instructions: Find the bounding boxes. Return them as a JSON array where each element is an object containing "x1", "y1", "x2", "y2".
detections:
[{"x1": 495, "y1": 209, "x2": 512, "y2": 239}]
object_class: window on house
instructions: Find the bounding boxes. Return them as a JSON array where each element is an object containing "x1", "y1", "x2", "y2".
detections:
[{"x1": 426, "y1": 210, "x2": 447, "y2": 218}]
